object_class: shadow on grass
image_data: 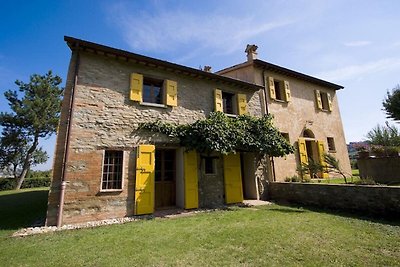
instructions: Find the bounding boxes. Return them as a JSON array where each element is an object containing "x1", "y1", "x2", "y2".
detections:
[
  {"x1": 271, "y1": 200, "x2": 400, "y2": 227},
  {"x1": 0, "y1": 189, "x2": 49, "y2": 230}
]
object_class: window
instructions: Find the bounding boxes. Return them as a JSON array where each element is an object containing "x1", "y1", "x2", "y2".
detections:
[
  {"x1": 327, "y1": 137, "x2": 336, "y2": 152},
  {"x1": 274, "y1": 80, "x2": 284, "y2": 101},
  {"x1": 315, "y1": 90, "x2": 332, "y2": 112},
  {"x1": 267, "y1": 77, "x2": 291, "y2": 102},
  {"x1": 214, "y1": 89, "x2": 247, "y2": 115},
  {"x1": 280, "y1": 132, "x2": 290, "y2": 142},
  {"x1": 130, "y1": 73, "x2": 178, "y2": 107},
  {"x1": 222, "y1": 92, "x2": 236, "y2": 114},
  {"x1": 102, "y1": 150, "x2": 123, "y2": 190},
  {"x1": 143, "y1": 77, "x2": 163, "y2": 104},
  {"x1": 204, "y1": 157, "x2": 216, "y2": 174}
]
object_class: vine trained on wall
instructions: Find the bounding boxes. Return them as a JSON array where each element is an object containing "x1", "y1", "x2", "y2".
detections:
[{"x1": 139, "y1": 112, "x2": 294, "y2": 157}]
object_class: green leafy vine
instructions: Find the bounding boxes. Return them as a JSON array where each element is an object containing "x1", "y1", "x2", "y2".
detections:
[{"x1": 139, "y1": 112, "x2": 294, "y2": 157}]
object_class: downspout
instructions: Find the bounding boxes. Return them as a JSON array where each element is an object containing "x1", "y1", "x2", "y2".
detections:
[
  {"x1": 262, "y1": 69, "x2": 276, "y2": 182},
  {"x1": 57, "y1": 44, "x2": 81, "y2": 227}
]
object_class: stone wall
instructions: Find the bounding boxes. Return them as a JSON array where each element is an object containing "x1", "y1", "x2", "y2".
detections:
[
  {"x1": 268, "y1": 182, "x2": 400, "y2": 218},
  {"x1": 358, "y1": 157, "x2": 400, "y2": 184}
]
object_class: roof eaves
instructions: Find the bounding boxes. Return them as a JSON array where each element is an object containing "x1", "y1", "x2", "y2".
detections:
[
  {"x1": 64, "y1": 36, "x2": 263, "y2": 90},
  {"x1": 253, "y1": 59, "x2": 344, "y2": 90}
]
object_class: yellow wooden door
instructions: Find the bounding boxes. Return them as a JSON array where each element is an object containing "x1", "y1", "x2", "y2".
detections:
[
  {"x1": 135, "y1": 145, "x2": 155, "y2": 215},
  {"x1": 317, "y1": 140, "x2": 329, "y2": 178},
  {"x1": 184, "y1": 150, "x2": 199, "y2": 209},
  {"x1": 298, "y1": 138, "x2": 308, "y2": 165},
  {"x1": 223, "y1": 153, "x2": 243, "y2": 204}
]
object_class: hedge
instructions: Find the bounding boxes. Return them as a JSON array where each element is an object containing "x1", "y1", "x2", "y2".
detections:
[{"x1": 0, "y1": 178, "x2": 51, "y2": 191}]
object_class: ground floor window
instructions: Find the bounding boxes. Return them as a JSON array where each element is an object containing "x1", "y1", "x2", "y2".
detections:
[
  {"x1": 327, "y1": 137, "x2": 336, "y2": 152},
  {"x1": 102, "y1": 150, "x2": 123, "y2": 190}
]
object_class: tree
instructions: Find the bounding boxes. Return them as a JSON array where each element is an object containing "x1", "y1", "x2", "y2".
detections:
[
  {"x1": 0, "y1": 71, "x2": 63, "y2": 189},
  {"x1": 324, "y1": 153, "x2": 349, "y2": 183},
  {"x1": 365, "y1": 123, "x2": 400, "y2": 147},
  {"x1": 382, "y1": 85, "x2": 400, "y2": 122}
]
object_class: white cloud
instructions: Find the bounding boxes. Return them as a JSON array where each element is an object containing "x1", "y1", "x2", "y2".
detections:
[
  {"x1": 343, "y1": 41, "x2": 371, "y2": 47},
  {"x1": 317, "y1": 57, "x2": 400, "y2": 82},
  {"x1": 107, "y1": 3, "x2": 295, "y2": 58}
]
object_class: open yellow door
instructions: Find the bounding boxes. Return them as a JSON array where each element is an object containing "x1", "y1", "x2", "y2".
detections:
[
  {"x1": 184, "y1": 150, "x2": 199, "y2": 209},
  {"x1": 317, "y1": 140, "x2": 329, "y2": 178},
  {"x1": 298, "y1": 138, "x2": 309, "y2": 179},
  {"x1": 135, "y1": 145, "x2": 155, "y2": 215},
  {"x1": 223, "y1": 153, "x2": 243, "y2": 204}
]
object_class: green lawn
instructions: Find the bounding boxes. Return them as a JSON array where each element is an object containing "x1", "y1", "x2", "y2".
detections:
[{"x1": 0, "y1": 189, "x2": 399, "y2": 266}]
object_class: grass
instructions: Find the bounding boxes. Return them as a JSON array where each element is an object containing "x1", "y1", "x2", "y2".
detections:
[{"x1": 0, "y1": 189, "x2": 399, "y2": 266}]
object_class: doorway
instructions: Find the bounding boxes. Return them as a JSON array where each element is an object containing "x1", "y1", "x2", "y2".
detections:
[{"x1": 155, "y1": 149, "x2": 176, "y2": 209}]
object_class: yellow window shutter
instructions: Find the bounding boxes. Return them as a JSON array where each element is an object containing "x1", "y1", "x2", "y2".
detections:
[
  {"x1": 317, "y1": 140, "x2": 329, "y2": 178},
  {"x1": 267, "y1": 77, "x2": 276, "y2": 100},
  {"x1": 237, "y1": 94, "x2": 247, "y2": 115},
  {"x1": 315, "y1": 90, "x2": 323, "y2": 110},
  {"x1": 135, "y1": 144, "x2": 155, "y2": 215},
  {"x1": 223, "y1": 153, "x2": 243, "y2": 204},
  {"x1": 184, "y1": 150, "x2": 199, "y2": 209},
  {"x1": 284, "y1": 80, "x2": 291, "y2": 102},
  {"x1": 214, "y1": 89, "x2": 223, "y2": 112},
  {"x1": 130, "y1": 73, "x2": 143, "y2": 102},
  {"x1": 165, "y1": 79, "x2": 178, "y2": 107},
  {"x1": 327, "y1": 93, "x2": 333, "y2": 112}
]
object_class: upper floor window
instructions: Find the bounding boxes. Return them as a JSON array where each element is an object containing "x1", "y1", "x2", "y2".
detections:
[
  {"x1": 102, "y1": 150, "x2": 123, "y2": 190},
  {"x1": 129, "y1": 73, "x2": 177, "y2": 107},
  {"x1": 315, "y1": 90, "x2": 333, "y2": 112},
  {"x1": 214, "y1": 89, "x2": 247, "y2": 115},
  {"x1": 222, "y1": 92, "x2": 235, "y2": 114},
  {"x1": 267, "y1": 77, "x2": 291, "y2": 102},
  {"x1": 143, "y1": 77, "x2": 163, "y2": 104}
]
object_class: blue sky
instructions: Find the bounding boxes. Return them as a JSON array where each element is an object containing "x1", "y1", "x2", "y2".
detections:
[{"x1": 1, "y1": 0, "x2": 399, "y2": 170}]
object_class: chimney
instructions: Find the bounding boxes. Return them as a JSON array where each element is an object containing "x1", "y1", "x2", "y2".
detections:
[
  {"x1": 203, "y1": 66, "x2": 212, "y2": 72},
  {"x1": 245, "y1": 44, "x2": 258, "y2": 62}
]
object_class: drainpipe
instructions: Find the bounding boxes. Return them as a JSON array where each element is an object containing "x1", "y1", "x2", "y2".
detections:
[
  {"x1": 262, "y1": 70, "x2": 276, "y2": 182},
  {"x1": 57, "y1": 44, "x2": 81, "y2": 227}
]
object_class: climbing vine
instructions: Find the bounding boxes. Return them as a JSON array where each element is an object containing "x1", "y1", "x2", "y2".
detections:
[{"x1": 139, "y1": 112, "x2": 294, "y2": 157}]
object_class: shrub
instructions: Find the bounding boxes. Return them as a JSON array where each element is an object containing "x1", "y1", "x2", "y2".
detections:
[
  {"x1": 0, "y1": 177, "x2": 51, "y2": 191},
  {"x1": 284, "y1": 175, "x2": 301, "y2": 182}
]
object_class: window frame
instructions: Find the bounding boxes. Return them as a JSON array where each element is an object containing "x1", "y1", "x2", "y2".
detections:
[
  {"x1": 273, "y1": 80, "x2": 286, "y2": 102},
  {"x1": 100, "y1": 150, "x2": 124, "y2": 192},
  {"x1": 142, "y1": 77, "x2": 164, "y2": 105},
  {"x1": 222, "y1": 91, "x2": 237, "y2": 115},
  {"x1": 203, "y1": 156, "x2": 217, "y2": 175},
  {"x1": 320, "y1": 92, "x2": 329, "y2": 111},
  {"x1": 327, "y1": 137, "x2": 336, "y2": 152}
]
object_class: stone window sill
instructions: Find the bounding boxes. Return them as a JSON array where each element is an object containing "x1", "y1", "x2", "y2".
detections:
[
  {"x1": 99, "y1": 189, "x2": 123, "y2": 193},
  {"x1": 140, "y1": 102, "x2": 167, "y2": 109}
]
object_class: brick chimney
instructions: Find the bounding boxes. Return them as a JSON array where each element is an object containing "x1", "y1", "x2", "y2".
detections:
[{"x1": 245, "y1": 44, "x2": 258, "y2": 62}]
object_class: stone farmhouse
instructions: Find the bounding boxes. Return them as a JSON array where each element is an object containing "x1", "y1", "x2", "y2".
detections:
[{"x1": 46, "y1": 37, "x2": 351, "y2": 226}]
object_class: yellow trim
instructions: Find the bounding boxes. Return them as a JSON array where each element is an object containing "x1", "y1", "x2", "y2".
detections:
[
  {"x1": 284, "y1": 80, "x2": 291, "y2": 102},
  {"x1": 223, "y1": 153, "x2": 243, "y2": 204},
  {"x1": 237, "y1": 94, "x2": 247, "y2": 115},
  {"x1": 184, "y1": 150, "x2": 199, "y2": 209},
  {"x1": 130, "y1": 73, "x2": 143, "y2": 102},
  {"x1": 165, "y1": 79, "x2": 178, "y2": 107},
  {"x1": 214, "y1": 89, "x2": 223, "y2": 112},
  {"x1": 134, "y1": 144, "x2": 155, "y2": 215},
  {"x1": 268, "y1": 77, "x2": 276, "y2": 100}
]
